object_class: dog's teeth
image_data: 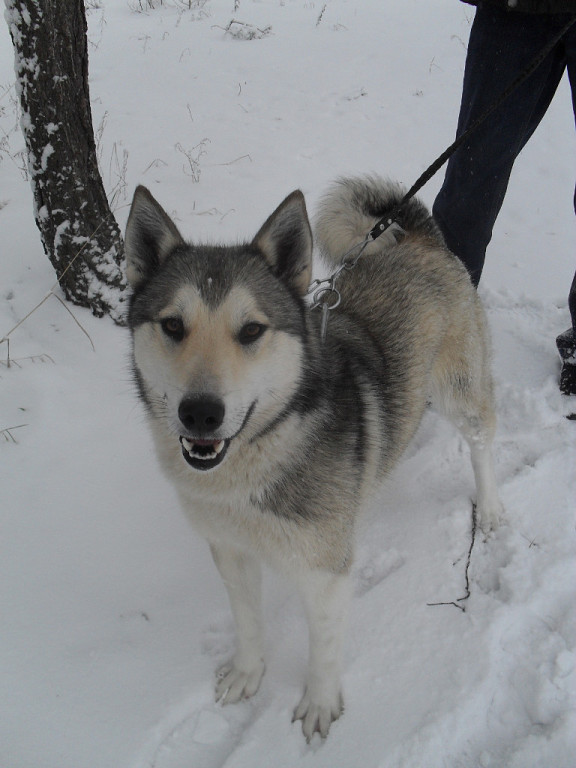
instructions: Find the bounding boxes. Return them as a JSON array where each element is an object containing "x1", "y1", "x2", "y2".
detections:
[{"x1": 181, "y1": 437, "x2": 226, "y2": 460}]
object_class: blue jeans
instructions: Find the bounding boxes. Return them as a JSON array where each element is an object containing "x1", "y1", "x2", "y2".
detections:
[{"x1": 432, "y1": 3, "x2": 576, "y2": 331}]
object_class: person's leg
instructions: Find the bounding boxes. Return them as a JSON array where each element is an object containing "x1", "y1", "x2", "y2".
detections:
[
  {"x1": 557, "y1": 23, "x2": 576, "y2": 395},
  {"x1": 433, "y1": 6, "x2": 567, "y2": 285}
]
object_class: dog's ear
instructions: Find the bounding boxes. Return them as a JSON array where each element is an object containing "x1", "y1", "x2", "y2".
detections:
[
  {"x1": 252, "y1": 190, "x2": 313, "y2": 296},
  {"x1": 124, "y1": 186, "x2": 185, "y2": 288}
]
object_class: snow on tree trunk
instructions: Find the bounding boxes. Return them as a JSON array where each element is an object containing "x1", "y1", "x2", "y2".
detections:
[{"x1": 5, "y1": 0, "x2": 128, "y2": 324}]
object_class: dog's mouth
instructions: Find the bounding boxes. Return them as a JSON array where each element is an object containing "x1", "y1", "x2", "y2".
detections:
[
  {"x1": 179, "y1": 436, "x2": 229, "y2": 471},
  {"x1": 177, "y1": 402, "x2": 256, "y2": 471}
]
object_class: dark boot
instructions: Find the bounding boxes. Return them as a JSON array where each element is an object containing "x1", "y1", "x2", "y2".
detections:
[{"x1": 556, "y1": 328, "x2": 576, "y2": 396}]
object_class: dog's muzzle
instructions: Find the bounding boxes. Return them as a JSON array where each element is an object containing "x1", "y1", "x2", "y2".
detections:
[{"x1": 178, "y1": 397, "x2": 229, "y2": 471}]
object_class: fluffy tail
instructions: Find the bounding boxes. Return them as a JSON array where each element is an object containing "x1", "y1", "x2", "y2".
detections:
[{"x1": 314, "y1": 175, "x2": 434, "y2": 267}]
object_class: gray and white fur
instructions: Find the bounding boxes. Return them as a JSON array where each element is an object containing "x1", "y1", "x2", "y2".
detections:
[{"x1": 124, "y1": 175, "x2": 503, "y2": 741}]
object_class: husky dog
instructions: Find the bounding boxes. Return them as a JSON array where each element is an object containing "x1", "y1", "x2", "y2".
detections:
[{"x1": 125, "y1": 176, "x2": 503, "y2": 741}]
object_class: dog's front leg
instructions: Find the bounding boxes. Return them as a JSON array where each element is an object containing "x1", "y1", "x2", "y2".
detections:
[
  {"x1": 293, "y1": 569, "x2": 351, "y2": 741},
  {"x1": 210, "y1": 543, "x2": 266, "y2": 704}
]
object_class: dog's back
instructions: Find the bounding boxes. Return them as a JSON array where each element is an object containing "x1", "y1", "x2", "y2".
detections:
[
  {"x1": 315, "y1": 176, "x2": 475, "y2": 336},
  {"x1": 314, "y1": 176, "x2": 495, "y2": 470}
]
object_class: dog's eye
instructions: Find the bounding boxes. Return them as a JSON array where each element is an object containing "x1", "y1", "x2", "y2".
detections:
[
  {"x1": 160, "y1": 317, "x2": 185, "y2": 341},
  {"x1": 238, "y1": 322, "x2": 266, "y2": 345}
]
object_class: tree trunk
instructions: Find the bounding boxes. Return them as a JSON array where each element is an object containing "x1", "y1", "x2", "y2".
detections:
[{"x1": 5, "y1": 0, "x2": 127, "y2": 324}]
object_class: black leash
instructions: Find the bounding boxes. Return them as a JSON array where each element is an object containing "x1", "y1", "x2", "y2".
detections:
[
  {"x1": 311, "y1": 15, "x2": 576, "y2": 342},
  {"x1": 369, "y1": 14, "x2": 576, "y2": 240}
]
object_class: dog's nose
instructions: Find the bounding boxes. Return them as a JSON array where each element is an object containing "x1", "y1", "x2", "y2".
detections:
[{"x1": 178, "y1": 397, "x2": 225, "y2": 433}]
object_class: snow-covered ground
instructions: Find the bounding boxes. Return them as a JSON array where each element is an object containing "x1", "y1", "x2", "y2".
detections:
[{"x1": 1, "y1": 2, "x2": 575, "y2": 766}]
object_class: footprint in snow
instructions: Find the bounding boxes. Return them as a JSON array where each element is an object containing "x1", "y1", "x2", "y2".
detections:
[
  {"x1": 136, "y1": 696, "x2": 256, "y2": 768},
  {"x1": 355, "y1": 548, "x2": 406, "y2": 596},
  {"x1": 470, "y1": 526, "x2": 514, "y2": 598}
]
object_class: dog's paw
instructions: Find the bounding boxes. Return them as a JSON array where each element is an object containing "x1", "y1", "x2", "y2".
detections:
[
  {"x1": 476, "y1": 498, "x2": 505, "y2": 535},
  {"x1": 292, "y1": 688, "x2": 343, "y2": 741},
  {"x1": 215, "y1": 658, "x2": 265, "y2": 705}
]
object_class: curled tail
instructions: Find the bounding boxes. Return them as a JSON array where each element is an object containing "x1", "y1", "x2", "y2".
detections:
[{"x1": 314, "y1": 175, "x2": 439, "y2": 268}]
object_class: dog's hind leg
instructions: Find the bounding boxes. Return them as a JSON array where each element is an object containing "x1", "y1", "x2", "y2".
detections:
[
  {"x1": 434, "y1": 367, "x2": 504, "y2": 533},
  {"x1": 210, "y1": 543, "x2": 266, "y2": 704},
  {"x1": 458, "y1": 412, "x2": 503, "y2": 533},
  {"x1": 292, "y1": 568, "x2": 351, "y2": 741}
]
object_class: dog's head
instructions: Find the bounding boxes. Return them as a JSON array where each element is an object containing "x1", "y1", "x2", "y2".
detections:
[{"x1": 125, "y1": 186, "x2": 313, "y2": 471}]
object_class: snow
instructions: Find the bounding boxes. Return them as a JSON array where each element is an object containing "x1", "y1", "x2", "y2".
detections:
[{"x1": 1, "y1": 2, "x2": 575, "y2": 767}]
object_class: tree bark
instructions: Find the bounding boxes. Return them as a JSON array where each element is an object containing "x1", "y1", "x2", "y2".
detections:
[{"x1": 5, "y1": 0, "x2": 127, "y2": 323}]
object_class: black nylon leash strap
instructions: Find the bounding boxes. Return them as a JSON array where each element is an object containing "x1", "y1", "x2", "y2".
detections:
[{"x1": 369, "y1": 14, "x2": 576, "y2": 241}]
